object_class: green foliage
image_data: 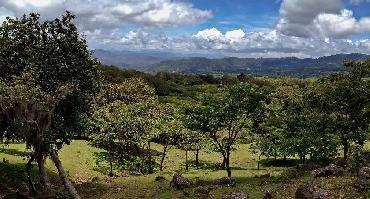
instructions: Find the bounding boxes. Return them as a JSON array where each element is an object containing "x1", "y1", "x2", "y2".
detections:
[
  {"x1": 88, "y1": 78, "x2": 164, "y2": 174},
  {"x1": 0, "y1": 12, "x2": 101, "y2": 145},
  {"x1": 184, "y1": 83, "x2": 271, "y2": 176}
]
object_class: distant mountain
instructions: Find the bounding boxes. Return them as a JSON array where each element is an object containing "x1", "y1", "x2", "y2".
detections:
[
  {"x1": 93, "y1": 49, "x2": 225, "y2": 68},
  {"x1": 93, "y1": 49, "x2": 179, "y2": 67},
  {"x1": 145, "y1": 53, "x2": 370, "y2": 77}
]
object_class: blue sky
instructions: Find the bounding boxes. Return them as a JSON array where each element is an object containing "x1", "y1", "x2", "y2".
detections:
[{"x1": 1, "y1": 0, "x2": 370, "y2": 57}]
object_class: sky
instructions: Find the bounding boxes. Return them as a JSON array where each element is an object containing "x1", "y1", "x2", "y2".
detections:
[{"x1": 1, "y1": 0, "x2": 370, "y2": 58}]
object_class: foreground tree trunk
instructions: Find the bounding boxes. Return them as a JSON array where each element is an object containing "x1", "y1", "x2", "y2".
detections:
[
  {"x1": 50, "y1": 150, "x2": 80, "y2": 199},
  {"x1": 26, "y1": 154, "x2": 37, "y2": 196},
  {"x1": 37, "y1": 155, "x2": 50, "y2": 188}
]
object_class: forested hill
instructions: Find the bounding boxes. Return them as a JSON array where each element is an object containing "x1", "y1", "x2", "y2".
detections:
[{"x1": 145, "y1": 53, "x2": 370, "y2": 77}]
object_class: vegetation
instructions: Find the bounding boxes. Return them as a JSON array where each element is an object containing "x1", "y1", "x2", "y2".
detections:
[{"x1": 0, "y1": 12, "x2": 370, "y2": 199}]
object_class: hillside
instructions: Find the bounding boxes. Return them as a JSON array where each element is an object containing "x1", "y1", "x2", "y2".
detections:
[{"x1": 145, "y1": 53, "x2": 370, "y2": 76}]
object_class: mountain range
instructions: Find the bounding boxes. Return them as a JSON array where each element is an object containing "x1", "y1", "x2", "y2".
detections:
[{"x1": 93, "y1": 50, "x2": 370, "y2": 77}]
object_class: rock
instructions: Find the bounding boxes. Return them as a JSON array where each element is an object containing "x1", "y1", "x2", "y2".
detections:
[
  {"x1": 225, "y1": 192, "x2": 248, "y2": 199},
  {"x1": 170, "y1": 173, "x2": 191, "y2": 190},
  {"x1": 263, "y1": 190, "x2": 275, "y2": 199},
  {"x1": 358, "y1": 167, "x2": 370, "y2": 179},
  {"x1": 311, "y1": 164, "x2": 341, "y2": 178},
  {"x1": 295, "y1": 184, "x2": 330, "y2": 199},
  {"x1": 194, "y1": 187, "x2": 211, "y2": 198},
  {"x1": 155, "y1": 176, "x2": 166, "y2": 182},
  {"x1": 213, "y1": 177, "x2": 236, "y2": 187},
  {"x1": 354, "y1": 167, "x2": 370, "y2": 191}
]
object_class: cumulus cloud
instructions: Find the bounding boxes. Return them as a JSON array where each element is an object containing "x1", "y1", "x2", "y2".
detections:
[
  {"x1": 0, "y1": 0, "x2": 213, "y2": 31},
  {"x1": 276, "y1": 0, "x2": 370, "y2": 38},
  {"x1": 114, "y1": 28, "x2": 370, "y2": 58}
]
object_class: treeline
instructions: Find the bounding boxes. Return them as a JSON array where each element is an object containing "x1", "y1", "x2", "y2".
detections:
[{"x1": 96, "y1": 61, "x2": 370, "y2": 178}]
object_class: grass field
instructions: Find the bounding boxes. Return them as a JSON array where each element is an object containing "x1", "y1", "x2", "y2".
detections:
[{"x1": 0, "y1": 140, "x2": 369, "y2": 198}]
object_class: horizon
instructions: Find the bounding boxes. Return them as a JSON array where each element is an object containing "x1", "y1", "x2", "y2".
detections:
[{"x1": 1, "y1": 0, "x2": 370, "y2": 58}]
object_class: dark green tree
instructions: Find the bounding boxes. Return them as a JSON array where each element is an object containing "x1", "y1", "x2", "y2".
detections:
[{"x1": 0, "y1": 12, "x2": 101, "y2": 198}]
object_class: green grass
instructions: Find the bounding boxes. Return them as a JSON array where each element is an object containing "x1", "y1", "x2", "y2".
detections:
[{"x1": 0, "y1": 141, "x2": 369, "y2": 198}]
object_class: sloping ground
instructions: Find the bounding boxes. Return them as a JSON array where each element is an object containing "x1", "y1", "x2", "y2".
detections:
[{"x1": 0, "y1": 141, "x2": 369, "y2": 198}]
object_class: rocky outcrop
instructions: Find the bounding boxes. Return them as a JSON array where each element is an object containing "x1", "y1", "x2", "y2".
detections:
[
  {"x1": 354, "y1": 167, "x2": 370, "y2": 191},
  {"x1": 170, "y1": 173, "x2": 191, "y2": 190},
  {"x1": 295, "y1": 184, "x2": 330, "y2": 199},
  {"x1": 311, "y1": 164, "x2": 342, "y2": 178},
  {"x1": 224, "y1": 192, "x2": 248, "y2": 199},
  {"x1": 213, "y1": 177, "x2": 236, "y2": 187}
]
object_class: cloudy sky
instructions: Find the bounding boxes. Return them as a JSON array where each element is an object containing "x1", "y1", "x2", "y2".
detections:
[{"x1": 1, "y1": 0, "x2": 370, "y2": 58}]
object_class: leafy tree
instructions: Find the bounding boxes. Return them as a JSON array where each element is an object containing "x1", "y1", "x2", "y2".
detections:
[
  {"x1": 154, "y1": 105, "x2": 183, "y2": 171},
  {"x1": 185, "y1": 83, "x2": 270, "y2": 177},
  {"x1": 307, "y1": 61, "x2": 370, "y2": 163},
  {"x1": 0, "y1": 12, "x2": 101, "y2": 198},
  {"x1": 89, "y1": 78, "x2": 162, "y2": 174},
  {"x1": 0, "y1": 75, "x2": 74, "y2": 195}
]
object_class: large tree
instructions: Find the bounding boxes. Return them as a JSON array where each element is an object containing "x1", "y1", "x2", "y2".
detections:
[
  {"x1": 184, "y1": 83, "x2": 270, "y2": 177},
  {"x1": 0, "y1": 12, "x2": 101, "y2": 198}
]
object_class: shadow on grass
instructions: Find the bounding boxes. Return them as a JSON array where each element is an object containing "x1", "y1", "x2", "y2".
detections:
[
  {"x1": 0, "y1": 148, "x2": 32, "y2": 157},
  {"x1": 0, "y1": 159, "x2": 110, "y2": 199},
  {"x1": 260, "y1": 159, "x2": 302, "y2": 167},
  {"x1": 0, "y1": 161, "x2": 59, "y2": 198},
  {"x1": 92, "y1": 151, "x2": 160, "y2": 176}
]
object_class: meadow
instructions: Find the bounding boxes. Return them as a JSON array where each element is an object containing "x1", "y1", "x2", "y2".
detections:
[{"x1": 1, "y1": 140, "x2": 368, "y2": 199}]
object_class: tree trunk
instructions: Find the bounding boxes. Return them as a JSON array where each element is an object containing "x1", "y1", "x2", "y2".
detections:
[
  {"x1": 185, "y1": 149, "x2": 189, "y2": 171},
  {"x1": 226, "y1": 153, "x2": 231, "y2": 177},
  {"x1": 160, "y1": 145, "x2": 168, "y2": 172},
  {"x1": 147, "y1": 142, "x2": 153, "y2": 174},
  {"x1": 26, "y1": 154, "x2": 37, "y2": 196},
  {"x1": 195, "y1": 148, "x2": 200, "y2": 168},
  {"x1": 221, "y1": 157, "x2": 227, "y2": 169},
  {"x1": 37, "y1": 155, "x2": 49, "y2": 188},
  {"x1": 108, "y1": 154, "x2": 113, "y2": 177},
  {"x1": 342, "y1": 139, "x2": 349, "y2": 164},
  {"x1": 50, "y1": 150, "x2": 80, "y2": 199}
]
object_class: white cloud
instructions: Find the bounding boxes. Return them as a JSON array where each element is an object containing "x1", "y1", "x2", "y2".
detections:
[
  {"x1": 314, "y1": 9, "x2": 370, "y2": 38},
  {"x1": 0, "y1": 0, "x2": 213, "y2": 30},
  {"x1": 12, "y1": 0, "x2": 53, "y2": 7},
  {"x1": 276, "y1": 0, "x2": 370, "y2": 38},
  {"x1": 113, "y1": 28, "x2": 370, "y2": 58}
]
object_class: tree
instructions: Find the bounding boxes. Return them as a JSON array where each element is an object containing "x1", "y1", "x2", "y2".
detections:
[
  {"x1": 0, "y1": 75, "x2": 74, "y2": 196},
  {"x1": 307, "y1": 61, "x2": 370, "y2": 163},
  {"x1": 0, "y1": 12, "x2": 101, "y2": 198},
  {"x1": 89, "y1": 78, "x2": 162, "y2": 174},
  {"x1": 184, "y1": 83, "x2": 270, "y2": 177},
  {"x1": 258, "y1": 84, "x2": 338, "y2": 163},
  {"x1": 155, "y1": 105, "x2": 183, "y2": 171}
]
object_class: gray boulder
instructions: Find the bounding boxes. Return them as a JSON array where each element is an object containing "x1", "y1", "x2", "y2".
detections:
[
  {"x1": 170, "y1": 173, "x2": 191, "y2": 190},
  {"x1": 213, "y1": 177, "x2": 236, "y2": 187},
  {"x1": 311, "y1": 164, "x2": 342, "y2": 178}
]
